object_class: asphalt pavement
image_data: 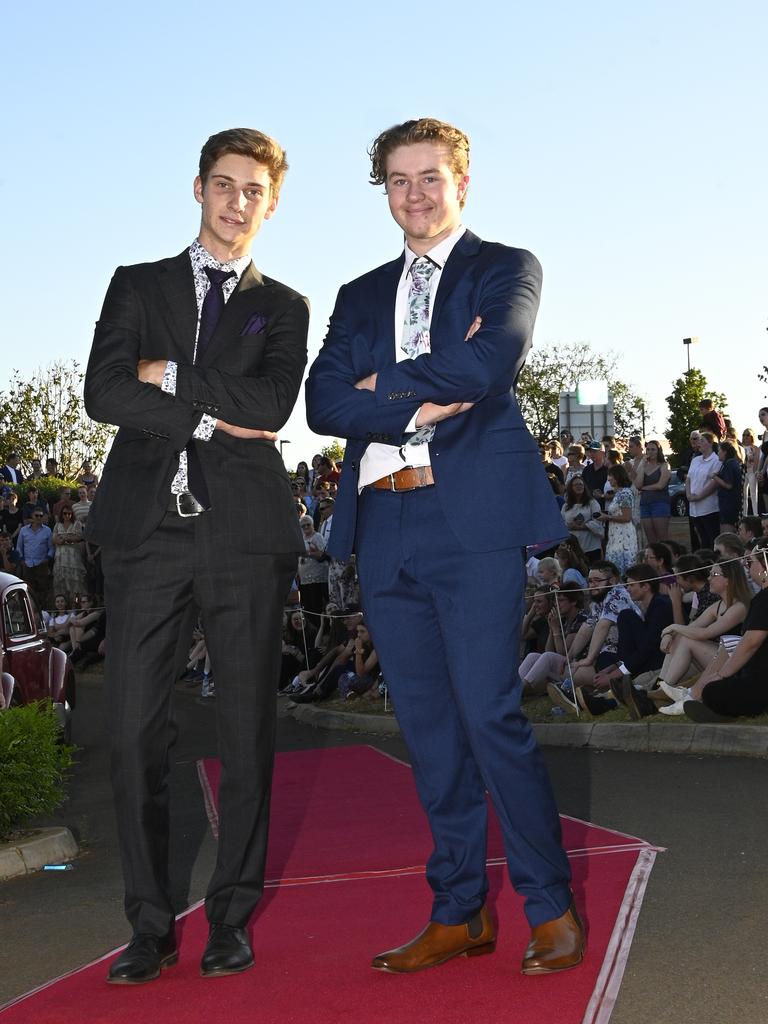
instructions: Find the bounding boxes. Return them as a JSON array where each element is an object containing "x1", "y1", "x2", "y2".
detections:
[{"x1": 1, "y1": 673, "x2": 766, "y2": 1023}]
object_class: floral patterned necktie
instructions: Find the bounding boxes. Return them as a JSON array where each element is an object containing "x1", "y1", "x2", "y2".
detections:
[{"x1": 401, "y1": 256, "x2": 438, "y2": 450}]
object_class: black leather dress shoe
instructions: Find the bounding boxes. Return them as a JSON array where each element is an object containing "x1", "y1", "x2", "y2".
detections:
[
  {"x1": 107, "y1": 931, "x2": 177, "y2": 985},
  {"x1": 200, "y1": 924, "x2": 254, "y2": 977}
]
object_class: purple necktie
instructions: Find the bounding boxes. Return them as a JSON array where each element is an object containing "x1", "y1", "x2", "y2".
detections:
[{"x1": 186, "y1": 267, "x2": 236, "y2": 505}]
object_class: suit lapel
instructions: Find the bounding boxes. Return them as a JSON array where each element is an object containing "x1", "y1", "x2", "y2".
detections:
[
  {"x1": 156, "y1": 251, "x2": 198, "y2": 362},
  {"x1": 430, "y1": 230, "x2": 482, "y2": 340},
  {"x1": 372, "y1": 256, "x2": 403, "y2": 370},
  {"x1": 200, "y1": 262, "x2": 264, "y2": 367}
]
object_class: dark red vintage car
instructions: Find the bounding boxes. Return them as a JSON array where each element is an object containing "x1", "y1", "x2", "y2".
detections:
[{"x1": 0, "y1": 572, "x2": 75, "y2": 742}]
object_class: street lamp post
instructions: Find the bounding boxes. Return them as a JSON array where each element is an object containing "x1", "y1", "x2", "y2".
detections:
[
  {"x1": 682, "y1": 336, "x2": 699, "y2": 372},
  {"x1": 279, "y1": 439, "x2": 291, "y2": 466}
]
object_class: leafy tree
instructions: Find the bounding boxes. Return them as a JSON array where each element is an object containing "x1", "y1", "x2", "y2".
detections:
[
  {"x1": 664, "y1": 369, "x2": 728, "y2": 464},
  {"x1": 320, "y1": 439, "x2": 345, "y2": 463},
  {"x1": 0, "y1": 361, "x2": 115, "y2": 478},
  {"x1": 516, "y1": 342, "x2": 647, "y2": 440}
]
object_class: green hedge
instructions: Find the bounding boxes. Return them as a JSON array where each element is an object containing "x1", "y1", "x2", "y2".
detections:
[
  {"x1": 0, "y1": 703, "x2": 74, "y2": 842},
  {"x1": 3, "y1": 476, "x2": 81, "y2": 507}
]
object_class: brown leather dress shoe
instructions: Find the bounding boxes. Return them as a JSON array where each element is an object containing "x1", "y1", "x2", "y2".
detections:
[
  {"x1": 521, "y1": 901, "x2": 585, "y2": 975},
  {"x1": 371, "y1": 906, "x2": 495, "y2": 973}
]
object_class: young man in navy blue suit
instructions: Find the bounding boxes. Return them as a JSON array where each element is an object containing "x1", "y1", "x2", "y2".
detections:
[{"x1": 306, "y1": 118, "x2": 584, "y2": 975}]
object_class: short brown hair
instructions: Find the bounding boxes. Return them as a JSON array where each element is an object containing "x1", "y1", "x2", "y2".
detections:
[
  {"x1": 199, "y1": 128, "x2": 289, "y2": 197},
  {"x1": 368, "y1": 118, "x2": 470, "y2": 207}
]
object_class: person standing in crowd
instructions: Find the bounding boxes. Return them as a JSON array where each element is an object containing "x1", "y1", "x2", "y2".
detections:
[
  {"x1": 298, "y1": 514, "x2": 329, "y2": 615},
  {"x1": 1, "y1": 453, "x2": 24, "y2": 485},
  {"x1": 632, "y1": 439, "x2": 671, "y2": 543},
  {"x1": 599, "y1": 464, "x2": 638, "y2": 576},
  {"x1": 581, "y1": 441, "x2": 608, "y2": 508},
  {"x1": 76, "y1": 461, "x2": 99, "y2": 489},
  {"x1": 0, "y1": 489, "x2": 22, "y2": 540},
  {"x1": 22, "y1": 487, "x2": 49, "y2": 524},
  {"x1": 307, "y1": 117, "x2": 583, "y2": 977},
  {"x1": 27, "y1": 458, "x2": 44, "y2": 480},
  {"x1": 698, "y1": 398, "x2": 725, "y2": 440},
  {"x1": 52, "y1": 506, "x2": 87, "y2": 604},
  {"x1": 45, "y1": 457, "x2": 59, "y2": 477},
  {"x1": 71, "y1": 486, "x2": 92, "y2": 524},
  {"x1": 564, "y1": 443, "x2": 587, "y2": 484},
  {"x1": 711, "y1": 440, "x2": 743, "y2": 532},
  {"x1": 0, "y1": 532, "x2": 22, "y2": 577},
  {"x1": 16, "y1": 509, "x2": 54, "y2": 609},
  {"x1": 548, "y1": 439, "x2": 568, "y2": 475},
  {"x1": 741, "y1": 429, "x2": 760, "y2": 515},
  {"x1": 84, "y1": 128, "x2": 308, "y2": 985},
  {"x1": 686, "y1": 431, "x2": 721, "y2": 548},
  {"x1": 561, "y1": 476, "x2": 603, "y2": 563}
]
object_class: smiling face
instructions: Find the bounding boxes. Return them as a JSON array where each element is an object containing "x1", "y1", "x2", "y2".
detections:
[
  {"x1": 194, "y1": 152, "x2": 277, "y2": 261},
  {"x1": 384, "y1": 142, "x2": 469, "y2": 255}
]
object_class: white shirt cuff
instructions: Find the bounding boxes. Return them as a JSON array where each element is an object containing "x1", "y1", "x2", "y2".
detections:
[
  {"x1": 193, "y1": 414, "x2": 217, "y2": 441},
  {"x1": 404, "y1": 409, "x2": 421, "y2": 433},
  {"x1": 161, "y1": 360, "x2": 178, "y2": 395}
]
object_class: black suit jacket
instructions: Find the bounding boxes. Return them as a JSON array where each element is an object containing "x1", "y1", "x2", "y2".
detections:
[
  {"x1": 1, "y1": 467, "x2": 24, "y2": 484},
  {"x1": 84, "y1": 250, "x2": 309, "y2": 553}
]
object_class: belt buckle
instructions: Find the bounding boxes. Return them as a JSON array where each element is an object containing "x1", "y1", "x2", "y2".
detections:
[
  {"x1": 175, "y1": 492, "x2": 201, "y2": 517},
  {"x1": 389, "y1": 473, "x2": 398, "y2": 492}
]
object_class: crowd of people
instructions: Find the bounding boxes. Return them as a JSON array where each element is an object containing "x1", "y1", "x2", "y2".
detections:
[
  {"x1": 523, "y1": 400, "x2": 768, "y2": 724},
  {"x1": 3, "y1": 396, "x2": 768, "y2": 718},
  {"x1": 0, "y1": 456, "x2": 105, "y2": 668}
]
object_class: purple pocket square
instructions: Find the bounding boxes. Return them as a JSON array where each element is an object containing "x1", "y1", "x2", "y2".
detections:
[{"x1": 241, "y1": 313, "x2": 268, "y2": 336}]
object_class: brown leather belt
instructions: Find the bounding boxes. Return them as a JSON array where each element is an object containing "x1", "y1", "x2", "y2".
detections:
[{"x1": 370, "y1": 466, "x2": 435, "y2": 491}]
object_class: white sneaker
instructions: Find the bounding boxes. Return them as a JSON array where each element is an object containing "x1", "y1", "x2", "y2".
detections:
[
  {"x1": 659, "y1": 681, "x2": 690, "y2": 702},
  {"x1": 659, "y1": 699, "x2": 686, "y2": 715}
]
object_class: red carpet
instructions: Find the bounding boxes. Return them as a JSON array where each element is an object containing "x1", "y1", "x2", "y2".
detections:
[{"x1": 1, "y1": 746, "x2": 661, "y2": 1024}]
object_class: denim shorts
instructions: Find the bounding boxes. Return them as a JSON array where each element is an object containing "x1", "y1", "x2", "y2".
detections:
[{"x1": 640, "y1": 500, "x2": 670, "y2": 519}]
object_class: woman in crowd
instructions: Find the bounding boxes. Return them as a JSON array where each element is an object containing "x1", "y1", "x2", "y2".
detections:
[
  {"x1": 76, "y1": 461, "x2": 99, "y2": 489},
  {"x1": 670, "y1": 554, "x2": 718, "y2": 625},
  {"x1": 632, "y1": 439, "x2": 671, "y2": 542},
  {"x1": 0, "y1": 489, "x2": 22, "y2": 539},
  {"x1": 548, "y1": 439, "x2": 568, "y2": 474},
  {"x1": 742, "y1": 429, "x2": 760, "y2": 515},
  {"x1": 555, "y1": 538, "x2": 589, "y2": 588},
  {"x1": 711, "y1": 440, "x2": 743, "y2": 532},
  {"x1": 599, "y1": 464, "x2": 637, "y2": 576},
  {"x1": 672, "y1": 540, "x2": 768, "y2": 721},
  {"x1": 313, "y1": 600, "x2": 343, "y2": 655},
  {"x1": 45, "y1": 593, "x2": 73, "y2": 646},
  {"x1": 564, "y1": 444, "x2": 586, "y2": 484},
  {"x1": 279, "y1": 609, "x2": 317, "y2": 692},
  {"x1": 561, "y1": 476, "x2": 604, "y2": 563},
  {"x1": 520, "y1": 587, "x2": 555, "y2": 658},
  {"x1": 295, "y1": 460, "x2": 311, "y2": 486},
  {"x1": 519, "y1": 585, "x2": 586, "y2": 697},
  {"x1": 297, "y1": 514, "x2": 329, "y2": 616},
  {"x1": 338, "y1": 622, "x2": 380, "y2": 700},
  {"x1": 52, "y1": 506, "x2": 87, "y2": 604},
  {"x1": 307, "y1": 454, "x2": 323, "y2": 489},
  {"x1": 655, "y1": 558, "x2": 752, "y2": 714}
]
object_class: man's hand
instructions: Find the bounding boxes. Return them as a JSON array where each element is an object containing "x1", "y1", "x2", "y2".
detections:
[
  {"x1": 215, "y1": 420, "x2": 278, "y2": 441},
  {"x1": 415, "y1": 402, "x2": 474, "y2": 428},
  {"x1": 137, "y1": 359, "x2": 168, "y2": 387},
  {"x1": 354, "y1": 373, "x2": 377, "y2": 392}
]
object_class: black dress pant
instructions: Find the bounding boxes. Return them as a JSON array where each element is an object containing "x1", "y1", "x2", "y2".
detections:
[{"x1": 102, "y1": 511, "x2": 297, "y2": 935}]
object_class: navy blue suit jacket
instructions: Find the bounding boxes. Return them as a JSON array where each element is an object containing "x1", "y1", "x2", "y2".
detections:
[{"x1": 305, "y1": 230, "x2": 567, "y2": 560}]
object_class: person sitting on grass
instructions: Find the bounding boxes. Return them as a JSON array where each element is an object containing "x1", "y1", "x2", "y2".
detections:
[
  {"x1": 643, "y1": 542, "x2": 676, "y2": 597},
  {"x1": 555, "y1": 538, "x2": 589, "y2": 588},
  {"x1": 669, "y1": 554, "x2": 718, "y2": 625},
  {"x1": 520, "y1": 587, "x2": 556, "y2": 658},
  {"x1": 519, "y1": 584, "x2": 586, "y2": 697},
  {"x1": 547, "y1": 561, "x2": 634, "y2": 716},
  {"x1": 338, "y1": 622, "x2": 379, "y2": 700},
  {"x1": 654, "y1": 557, "x2": 754, "y2": 715},
  {"x1": 289, "y1": 607, "x2": 363, "y2": 703},
  {"x1": 672, "y1": 539, "x2": 768, "y2": 722}
]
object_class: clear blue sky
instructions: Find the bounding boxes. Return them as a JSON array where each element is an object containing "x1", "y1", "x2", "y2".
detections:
[{"x1": 2, "y1": 1, "x2": 766, "y2": 466}]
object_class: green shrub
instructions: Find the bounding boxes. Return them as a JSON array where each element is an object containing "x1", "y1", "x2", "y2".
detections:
[{"x1": 0, "y1": 703, "x2": 74, "y2": 842}]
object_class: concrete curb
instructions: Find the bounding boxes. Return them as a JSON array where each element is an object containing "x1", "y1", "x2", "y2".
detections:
[
  {"x1": 287, "y1": 703, "x2": 768, "y2": 758},
  {"x1": 0, "y1": 827, "x2": 79, "y2": 882}
]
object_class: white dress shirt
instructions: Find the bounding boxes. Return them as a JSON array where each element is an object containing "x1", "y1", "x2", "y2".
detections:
[{"x1": 358, "y1": 226, "x2": 467, "y2": 490}]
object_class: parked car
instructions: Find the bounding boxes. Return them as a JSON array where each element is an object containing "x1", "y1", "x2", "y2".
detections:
[
  {"x1": 668, "y1": 468, "x2": 689, "y2": 517},
  {"x1": 0, "y1": 572, "x2": 75, "y2": 742}
]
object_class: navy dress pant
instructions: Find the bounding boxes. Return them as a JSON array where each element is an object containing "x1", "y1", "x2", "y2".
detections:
[{"x1": 355, "y1": 486, "x2": 571, "y2": 928}]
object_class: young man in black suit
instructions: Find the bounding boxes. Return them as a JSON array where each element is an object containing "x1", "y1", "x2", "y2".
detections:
[{"x1": 84, "y1": 128, "x2": 309, "y2": 984}]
